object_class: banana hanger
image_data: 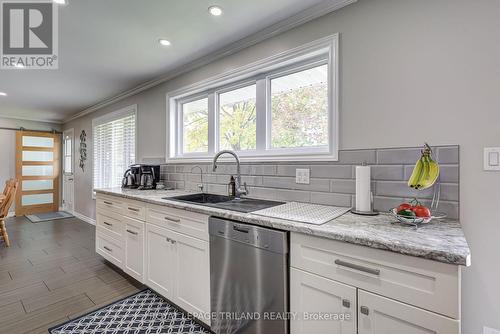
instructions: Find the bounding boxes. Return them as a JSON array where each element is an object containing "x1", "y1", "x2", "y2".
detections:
[{"x1": 423, "y1": 143, "x2": 441, "y2": 212}]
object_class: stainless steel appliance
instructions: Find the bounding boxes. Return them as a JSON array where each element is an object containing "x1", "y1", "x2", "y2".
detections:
[
  {"x1": 121, "y1": 164, "x2": 141, "y2": 189},
  {"x1": 209, "y1": 217, "x2": 288, "y2": 334}
]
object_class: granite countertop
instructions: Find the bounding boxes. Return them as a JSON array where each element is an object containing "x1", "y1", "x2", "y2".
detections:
[{"x1": 95, "y1": 188, "x2": 471, "y2": 266}]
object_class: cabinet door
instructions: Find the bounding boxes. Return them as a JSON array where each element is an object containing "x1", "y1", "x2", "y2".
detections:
[
  {"x1": 170, "y1": 230, "x2": 211, "y2": 325},
  {"x1": 290, "y1": 268, "x2": 357, "y2": 334},
  {"x1": 145, "y1": 224, "x2": 175, "y2": 299},
  {"x1": 124, "y1": 217, "x2": 144, "y2": 282},
  {"x1": 358, "y1": 290, "x2": 459, "y2": 334}
]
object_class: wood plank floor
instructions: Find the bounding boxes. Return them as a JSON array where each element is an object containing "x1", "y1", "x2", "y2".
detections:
[{"x1": 0, "y1": 216, "x2": 144, "y2": 334}]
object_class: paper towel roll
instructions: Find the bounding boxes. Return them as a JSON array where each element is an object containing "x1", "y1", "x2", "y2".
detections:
[{"x1": 355, "y1": 166, "x2": 371, "y2": 212}]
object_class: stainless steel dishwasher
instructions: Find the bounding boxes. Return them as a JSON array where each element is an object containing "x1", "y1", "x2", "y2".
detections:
[{"x1": 209, "y1": 216, "x2": 288, "y2": 334}]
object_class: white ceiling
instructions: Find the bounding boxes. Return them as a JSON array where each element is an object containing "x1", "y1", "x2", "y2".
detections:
[{"x1": 0, "y1": 0, "x2": 347, "y2": 123}]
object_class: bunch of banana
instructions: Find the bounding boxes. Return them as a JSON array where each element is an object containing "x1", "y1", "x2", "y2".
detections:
[{"x1": 407, "y1": 146, "x2": 440, "y2": 190}]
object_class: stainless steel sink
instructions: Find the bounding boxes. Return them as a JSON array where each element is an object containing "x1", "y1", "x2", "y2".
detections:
[{"x1": 165, "y1": 193, "x2": 284, "y2": 213}]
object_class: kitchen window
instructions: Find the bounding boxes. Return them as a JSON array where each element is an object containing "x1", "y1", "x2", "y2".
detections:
[
  {"x1": 167, "y1": 35, "x2": 338, "y2": 162},
  {"x1": 93, "y1": 105, "x2": 136, "y2": 192}
]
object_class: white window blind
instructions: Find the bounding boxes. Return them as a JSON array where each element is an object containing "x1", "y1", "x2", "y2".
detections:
[{"x1": 93, "y1": 107, "x2": 136, "y2": 190}]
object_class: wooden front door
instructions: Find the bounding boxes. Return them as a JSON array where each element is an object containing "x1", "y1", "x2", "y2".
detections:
[{"x1": 15, "y1": 131, "x2": 61, "y2": 216}]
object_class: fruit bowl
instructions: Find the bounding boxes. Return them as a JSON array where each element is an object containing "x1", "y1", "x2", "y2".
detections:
[{"x1": 390, "y1": 208, "x2": 446, "y2": 226}]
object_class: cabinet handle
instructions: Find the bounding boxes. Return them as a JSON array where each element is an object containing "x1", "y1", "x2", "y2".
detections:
[
  {"x1": 170, "y1": 239, "x2": 176, "y2": 244},
  {"x1": 334, "y1": 259, "x2": 380, "y2": 276},
  {"x1": 166, "y1": 237, "x2": 171, "y2": 243},
  {"x1": 103, "y1": 222, "x2": 113, "y2": 227},
  {"x1": 164, "y1": 216, "x2": 180, "y2": 223},
  {"x1": 103, "y1": 246, "x2": 112, "y2": 252},
  {"x1": 128, "y1": 207, "x2": 140, "y2": 212},
  {"x1": 342, "y1": 299, "x2": 351, "y2": 308},
  {"x1": 360, "y1": 306, "x2": 369, "y2": 316},
  {"x1": 103, "y1": 201, "x2": 113, "y2": 205},
  {"x1": 126, "y1": 229, "x2": 138, "y2": 235}
]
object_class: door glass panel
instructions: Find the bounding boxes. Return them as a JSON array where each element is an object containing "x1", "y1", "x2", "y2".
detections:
[
  {"x1": 22, "y1": 193, "x2": 53, "y2": 206},
  {"x1": 22, "y1": 180, "x2": 53, "y2": 191},
  {"x1": 64, "y1": 157, "x2": 72, "y2": 173},
  {"x1": 22, "y1": 165, "x2": 53, "y2": 176},
  {"x1": 22, "y1": 151, "x2": 54, "y2": 162},
  {"x1": 22, "y1": 136, "x2": 54, "y2": 148}
]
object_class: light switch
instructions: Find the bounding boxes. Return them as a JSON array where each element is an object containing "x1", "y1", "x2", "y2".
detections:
[
  {"x1": 296, "y1": 168, "x2": 310, "y2": 184},
  {"x1": 484, "y1": 148, "x2": 500, "y2": 171}
]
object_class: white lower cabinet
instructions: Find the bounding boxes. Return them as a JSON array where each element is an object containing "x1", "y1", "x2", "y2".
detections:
[
  {"x1": 145, "y1": 223, "x2": 175, "y2": 299},
  {"x1": 170, "y1": 230, "x2": 211, "y2": 325},
  {"x1": 291, "y1": 268, "x2": 357, "y2": 334},
  {"x1": 123, "y1": 217, "x2": 145, "y2": 282},
  {"x1": 358, "y1": 290, "x2": 459, "y2": 334}
]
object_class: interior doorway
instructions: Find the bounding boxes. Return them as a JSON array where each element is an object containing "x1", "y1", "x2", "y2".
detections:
[
  {"x1": 15, "y1": 131, "x2": 61, "y2": 216},
  {"x1": 62, "y1": 129, "x2": 75, "y2": 213}
]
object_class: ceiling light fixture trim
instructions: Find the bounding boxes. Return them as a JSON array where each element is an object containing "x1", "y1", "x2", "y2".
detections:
[{"x1": 208, "y1": 6, "x2": 223, "y2": 16}]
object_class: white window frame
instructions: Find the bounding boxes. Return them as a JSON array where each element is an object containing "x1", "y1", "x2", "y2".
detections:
[
  {"x1": 91, "y1": 104, "x2": 137, "y2": 197},
  {"x1": 167, "y1": 34, "x2": 339, "y2": 162}
]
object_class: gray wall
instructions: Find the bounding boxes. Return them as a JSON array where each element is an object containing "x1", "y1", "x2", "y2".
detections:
[{"x1": 63, "y1": 0, "x2": 500, "y2": 332}]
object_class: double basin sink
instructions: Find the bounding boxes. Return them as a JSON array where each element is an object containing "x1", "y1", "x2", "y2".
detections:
[{"x1": 163, "y1": 193, "x2": 284, "y2": 213}]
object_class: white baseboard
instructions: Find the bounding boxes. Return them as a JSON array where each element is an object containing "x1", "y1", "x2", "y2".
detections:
[{"x1": 73, "y1": 211, "x2": 96, "y2": 225}]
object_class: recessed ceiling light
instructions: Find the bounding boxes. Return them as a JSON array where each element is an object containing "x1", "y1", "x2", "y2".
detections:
[
  {"x1": 53, "y1": 0, "x2": 66, "y2": 4},
  {"x1": 158, "y1": 39, "x2": 171, "y2": 46},
  {"x1": 0, "y1": 92, "x2": 7, "y2": 97},
  {"x1": 208, "y1": 6, "x2": 223, "y2": 16}
]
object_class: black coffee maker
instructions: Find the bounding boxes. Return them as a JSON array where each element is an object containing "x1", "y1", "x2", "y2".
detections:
[
  {"x1": 138, "y1": 164, "x2": 160, "y2": 190},
  {"x1": 122, "y1": 164, "x2": 159, "y2": 189}
]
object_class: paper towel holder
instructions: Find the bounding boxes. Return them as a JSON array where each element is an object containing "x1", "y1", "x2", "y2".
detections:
[{"x1": 351, "y1": 191, "x2": 380, "y2": 216}]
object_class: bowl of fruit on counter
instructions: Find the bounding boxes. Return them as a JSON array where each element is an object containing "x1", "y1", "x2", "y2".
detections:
[{"x1": 390, "y1": 199, "x2": 445, "y2": 226}]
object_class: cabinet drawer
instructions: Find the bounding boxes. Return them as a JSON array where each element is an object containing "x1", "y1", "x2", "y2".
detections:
[
  {"x1": 123, "y1": 199, "x2": 146, "y2": 221},
  {"x1": 358, "y1": 290, "x2": 459, "y2": 334},
  {"x1": 96, "y1": 232, "x2": 123, "y2": 268},
  {"x1": 96, "y1": 211, "x2": 123, "y2": 239},
  {"x1": 96, "y1": 194, "x2": 124, "y2": 214},
  {"x1": 146, "y1": 204, "x2": 209, "y2": 241},
  {"x1": 124, "y1": 216, "x2": 144, "y2": 282},
  {"x1": 291, "y1": 233, "x2": 460, "y2": 319}
]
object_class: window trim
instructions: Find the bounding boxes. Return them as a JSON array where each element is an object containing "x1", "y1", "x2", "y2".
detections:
[
  {"x1": 63, "y1": 128, "x2": 74, "y2": 175},
  {"x1": 91, "y1": 104, "x2": 138, "y2": 197},
  {"x1": 166, "y1": 34, "x2": 339, "y2": 163}
]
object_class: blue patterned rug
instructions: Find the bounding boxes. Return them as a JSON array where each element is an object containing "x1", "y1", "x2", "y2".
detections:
[{"x1": 48, "y1": 289, "x2": 211, "y2": 333}]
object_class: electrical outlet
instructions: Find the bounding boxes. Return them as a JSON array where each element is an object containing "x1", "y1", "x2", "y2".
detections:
[
  {"x1": 296, "y1": 168, "x2": 310, "y2": 184},
  {"x1": 484, "y1": 326, "x2": 500, "y2": 334}
]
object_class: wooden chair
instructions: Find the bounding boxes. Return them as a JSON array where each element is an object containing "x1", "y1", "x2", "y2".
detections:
[
  {"x1": 0, "y1": 179, "x2": 12, "y2": 204},
  {"x1": 0, "y1": 179, "x2": 18, "y2": 247}
]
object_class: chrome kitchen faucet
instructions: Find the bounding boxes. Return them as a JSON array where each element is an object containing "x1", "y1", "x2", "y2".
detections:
[{"x1": 212, "y1": 150, "x2": 248, "y2": 199}]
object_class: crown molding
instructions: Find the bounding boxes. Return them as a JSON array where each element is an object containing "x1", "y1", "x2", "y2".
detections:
[
  {"x1": 63, "y1": 0, "x2": 356, "y2": 124},
  {"x1": 0, "y1": 114, "x2": 63, "y2": 125}
]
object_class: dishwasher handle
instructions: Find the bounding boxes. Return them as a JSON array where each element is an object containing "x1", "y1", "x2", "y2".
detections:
[{"x1": 233, "y1": 224, "x2": 250, "y2": 233}]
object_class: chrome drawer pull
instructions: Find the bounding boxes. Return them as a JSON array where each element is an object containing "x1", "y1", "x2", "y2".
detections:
[
  {"x1": 360, "y1": 306, "x2": 369, "y2": 316},
  {"x1": 103, "y1": 201, "x2": 113, "y2": 205},
  {"x1": 334, "y1": 259, "x2": 380, "y2": 276},
  {"x1": 126, "y1": 229, "x2": 138, "y2": 235},
  {"x1": 103, "y1": 222, "x2": 113, "y2": 227},
  {"x1": 164, "y1": 216, "x2": 180, "y2": 223},
  {"x1": 342, "y1": 299, "x2": 351, "y2": 308},
  {"x1": 103, "y1": 246, "x2": 112, "y2": 252},
  {"x1": 128, "y1": 207, "x2": 140, "y2": 212}
]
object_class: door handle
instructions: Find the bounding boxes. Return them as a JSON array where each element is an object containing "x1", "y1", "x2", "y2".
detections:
[
  {"x1": 360, "y1": 306, "x2": 369, "y2": 316},
  {"x1": 342, "y1": 299, "x2": 351, "y2": 308},
  {"x1": 334, "y1": 259, "x2": 380, "y2": 276},
  {"x1": 126, "y1": 229, "x2": 138, "y2": 235},
  {"x1": 164, "y1": 216, "x2": 180, "y2": 223},
  {"x1": 103, "y1": 246, "x2": 112, "y2": 252}
]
